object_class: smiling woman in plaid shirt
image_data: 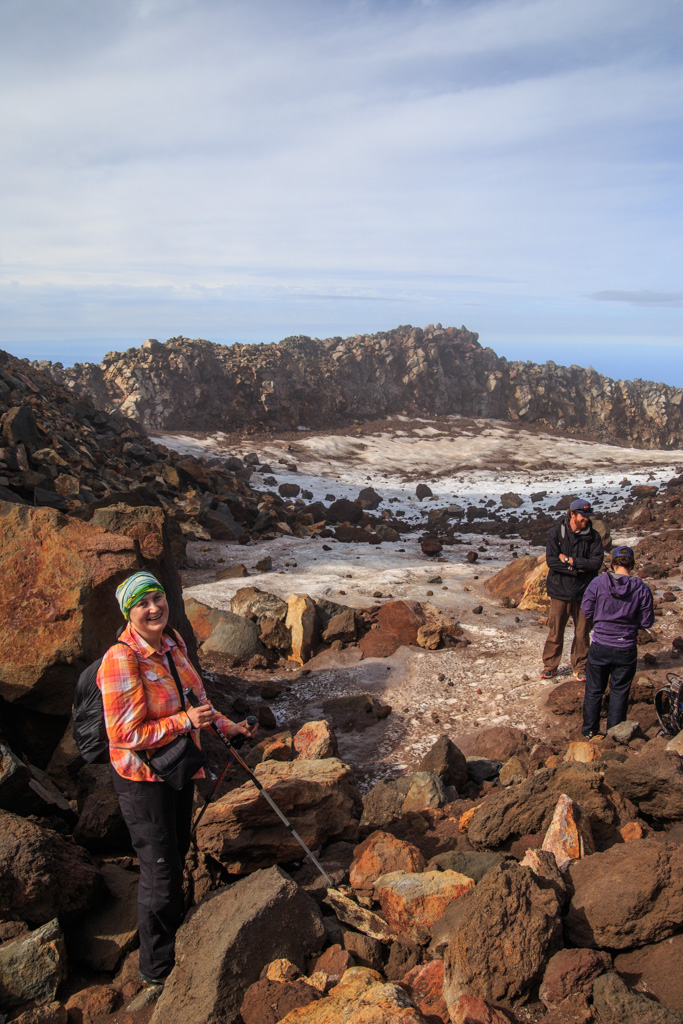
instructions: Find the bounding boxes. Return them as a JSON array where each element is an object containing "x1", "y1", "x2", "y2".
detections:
[{"x1": 97, "y1": 571, "x2": 256, "y2": 994}]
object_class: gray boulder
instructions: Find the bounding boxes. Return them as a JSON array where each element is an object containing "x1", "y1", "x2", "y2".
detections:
[
  {"x1": 151, "y1": 867, "x2": 326, "y2": 1024},
  {"x1": 0, "y1": 918, "x2": 67, "y2": 1010},
  {"x1": 201, "y1": 610, "x2": 269, "y2": 665},
  {"x1": 593, "y1": 972, "x2": 683, "y2": 1023},
  {"x1": 418, "y1": 735, "x2": 468, "y2": 792}
]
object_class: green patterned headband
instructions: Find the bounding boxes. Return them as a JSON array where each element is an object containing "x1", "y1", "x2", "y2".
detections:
[{"x1": 115, "y1": 572, "x2": 166, "y2": 620}]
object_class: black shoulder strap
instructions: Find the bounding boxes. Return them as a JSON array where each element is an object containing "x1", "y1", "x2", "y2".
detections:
[{"x1": 165, "y1": 646, "x2": 186, "y2": 711}]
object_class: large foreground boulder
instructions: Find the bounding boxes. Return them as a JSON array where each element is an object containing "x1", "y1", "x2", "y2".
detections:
[
  {"x1": 150, "y1": 867, "x2": 326, "y2": 1024},
  {"x1": 195, "y1": 758, "x2": 362, "y2": 873},
  {"x1": 442, "y1": 861, "x2": 562, "y2": 1008},
  {"x1": 565, "y1": 839, "x2": 683, "y2": 950},
  {"x1": 0, "y1": 810, "x2": 103, "y2": 925}
]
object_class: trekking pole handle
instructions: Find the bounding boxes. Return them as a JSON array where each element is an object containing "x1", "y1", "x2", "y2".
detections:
[{"x1": 184, "y1": 688, "x2": 257, "y2": 749}]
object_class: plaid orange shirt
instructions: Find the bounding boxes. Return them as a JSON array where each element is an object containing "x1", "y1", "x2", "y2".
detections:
[{"x1": 96, "y1": 623, "x2": 234, "y2": 782}]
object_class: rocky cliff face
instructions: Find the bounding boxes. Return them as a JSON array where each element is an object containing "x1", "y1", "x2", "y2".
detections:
[{"x1": 34, "y1": 325, "x2": 683, "y2": 448}]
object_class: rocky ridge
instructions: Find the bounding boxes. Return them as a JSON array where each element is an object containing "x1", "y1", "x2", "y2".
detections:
[{"x1": 33, "y1": 325, "x2": 683, "y2": 448}]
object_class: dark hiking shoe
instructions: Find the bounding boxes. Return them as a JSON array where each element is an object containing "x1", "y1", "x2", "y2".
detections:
[
  {"x1": 540, "y1": 668, "x2": 557, "y2": 679},
  {"x1": 127, "y1": 982, "x2": 164, "y2": 1011}
]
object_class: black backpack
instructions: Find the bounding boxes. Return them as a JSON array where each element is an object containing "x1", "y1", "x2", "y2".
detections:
[
  {"x1": 655, "y1": 673, "x2": 683, "y2": 737},
  {"x1": 72, "y1": 635, "x2": 131, "y2": 763}
]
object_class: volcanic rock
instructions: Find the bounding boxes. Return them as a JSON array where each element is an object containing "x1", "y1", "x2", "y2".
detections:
[
  {"x1": 593, "y1": 972, "x2": 683, "y2": 1024},
  {"x1": 293, "y1": 721, "x2": 339, "y2": 760},
  {"x1": 442, "y1": 861, "x2": 562, "y2": 1007},
  {"x1": 565, "y1": 839, "x2": 683, "y2": 949},
  {"x1": 349, "y1": 831, "x2": 426, "y2": 890},
  {"x1": 230, "y1": 587, "x2": 288, "y2": 623},
  {"x1": 195, "y1": 757, "x2": 362, "y2": 873},
  {"x1": 604, "y1": 741, "x2": 683, "y2": 821},
  {"x1": 417, "y1": 735, "x2": 468, "y2": 792},
  {"x1": 286, "y1": 594, "x2": 318, "y2": 665},
  {"x1": 70, "y1": 863, "x2": 138, "y2": 971},
  {"x1": 34, "y1": 329, "x2": 683, "y2": 449},
  {"x1": 280, "y1": 966, "x2": 427, "y2": 1023},
  {"x1": 466, "y1": 761, "x2": 637, "y2": 851},
  {"x1": 374, "y1": 869, "x2": 475, "y2": 946},
  {"x1": 539, "y1": 947, "x2": 612, "y2": 1015},
  {"x1": 151, "y1": 866, "x2": 325, "y2": 1024},
  {"x1": 0, "y1": 810, "x2": 103, "y2": 925},
  {"x1": 241, "y1": 979, "x2": 320, "y2": 1024},
  {"x1": 0, "y1": 918, "x2": 67, "y2": 1011},
  {"x1": 0, "y1": 502, "x2": 137, "y2": 713},
  {"x1": 615, "y1": 933, "x2": 683, "y2": 1014}
]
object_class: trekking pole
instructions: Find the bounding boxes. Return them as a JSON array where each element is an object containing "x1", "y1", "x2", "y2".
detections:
[
  {"x1": 185, "y1": 690, "x2": 334, "y2": 886},
  {"x1": 191, "y1": 715, "x2": 258, "y2": 835}
]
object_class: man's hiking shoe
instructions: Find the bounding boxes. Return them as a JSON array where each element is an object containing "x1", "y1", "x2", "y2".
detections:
[
  {"x1": 575, "y1": 671, "x2": 587, "y2": 683},
  {"x1": 540, "y1": 668, "x2": 557, "y2": 679}
]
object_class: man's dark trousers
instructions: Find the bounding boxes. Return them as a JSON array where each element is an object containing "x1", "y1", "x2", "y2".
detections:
[
  {"x1": 582, "y1": 641, "x2": 638, "y2": 735},
  {"x1": 542, "y1": 598, "x2": 591, "y2": 674},
  {"x1": 112, "y1": 769, "x2": 194, "y2": 980}
]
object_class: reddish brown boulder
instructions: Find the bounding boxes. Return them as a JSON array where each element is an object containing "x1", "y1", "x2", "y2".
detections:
[
  {"x1": 418, "y1": 735, "x2": 468, "y2": 792},
  {"x1": 604, "y1": 741, "x2": 683, "y2": 822},
  {"x1": 293, "y1": 721, "x2": 339, "y2": 760},
  {"x1": 65, "y1": 984, "x2": 119, "y2": 1023},
  {"x1": 374, "y1": 870, "x2": 474, "y2": 946},
  {"x1": 402, "y1": 959, "x2": 449, "y2": 1022},
  {"x1": 349, "y1": 831, "x2": 426, "y2": 890},
  {"x1": 459, "y1": 726, "x2": 528, "y2": 762},
  {"x1": 443, "y1": 862, "x2": 562, "y2": 1007},
  {"x1": 241, "y1": 978, "x2": 320, "y2": 1024},
  {"x1": 0, "y1": 502, "x2": 137, "y2": 714},
  {"x1": 359, "y1": 629, "x2": 401, "y2": 659},
  {"x1": 484, "y1": 555, "x2": 539, "y2": 606},
  {"x1": 450, "y1": 995, "x2": 513, "y2": 1023},
  {"x1": 539, "y1": 948, "x2": 612, "y2": 1011},
  {"x1": 615, "y1": 933, "x2": 683, "y2": 1013},
  {"x1": 0, "y1": 810, "x2": 103, "y2": 925},
  {"x1": 376, "y1": 601, "x2": 425, "y2": 645},
  {"x1": 195, "y1": 758, "x2": 362, "y2": 873},
  {"x1": 566, "y1": 839, "x2": 683, "y2": 950},
  {"x1": 466, "y1": 761, "x2": 637, "y2": 852}
]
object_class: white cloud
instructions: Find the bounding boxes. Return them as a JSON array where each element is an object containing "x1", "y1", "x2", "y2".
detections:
[{"x1": 0, "y1": 0, "x2": 680, "y2": 381}]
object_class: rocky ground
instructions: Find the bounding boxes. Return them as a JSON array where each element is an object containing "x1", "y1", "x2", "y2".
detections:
[{"x1": 2, "y1": 348, "x2": 683, "y2": 1024}]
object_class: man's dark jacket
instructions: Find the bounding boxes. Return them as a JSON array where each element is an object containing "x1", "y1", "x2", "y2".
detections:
[{"x1": 545, "y1": 516, "x2": 604, "y2": 602}]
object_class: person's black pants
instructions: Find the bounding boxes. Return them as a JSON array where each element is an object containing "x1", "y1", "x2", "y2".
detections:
[
  {"x1": 111, "y1": 768, "x2": 194, "y2": 981},
  {"x1": 582, "y1": 641, "x2": 638, "y2": 735}
]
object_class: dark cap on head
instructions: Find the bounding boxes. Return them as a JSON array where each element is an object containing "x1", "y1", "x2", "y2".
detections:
[
  {"x1": 611, "y1": 545, "x2": 634, "y2": 560},
  {"x1": 570, "y1": 499, "x2": 592, "y2": 514}
]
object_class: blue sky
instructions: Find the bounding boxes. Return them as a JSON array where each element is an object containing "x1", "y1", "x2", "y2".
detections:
[{"x1": 1, "y1": 0, "x2": 681, "y2": 385}]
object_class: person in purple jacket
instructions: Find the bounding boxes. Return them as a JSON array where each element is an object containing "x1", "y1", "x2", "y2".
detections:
[{"x1": 580, "y1": 545, "x2": 654, "y2": 737}]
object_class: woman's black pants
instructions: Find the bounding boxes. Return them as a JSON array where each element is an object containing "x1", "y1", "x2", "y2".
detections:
[
  {"x1": 111, "y1": 768, "x2": 194, "y2": 981},
  {"x1": 582, "y1": 641, "x2": 638, "y2": 736}
]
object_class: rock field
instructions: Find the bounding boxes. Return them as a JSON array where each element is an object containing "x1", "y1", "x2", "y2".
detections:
[{"x1": 1, "y1": 334, "x2": 683, "y2": 1023}]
